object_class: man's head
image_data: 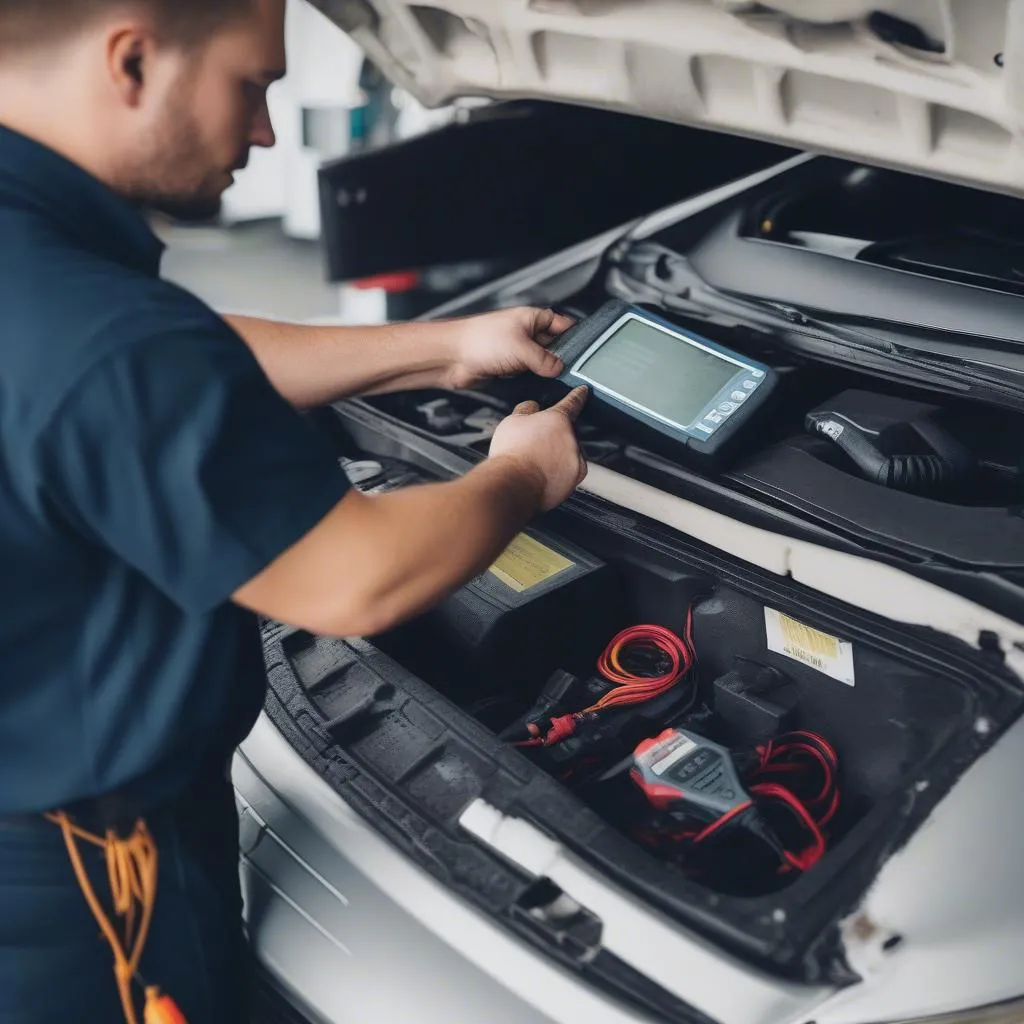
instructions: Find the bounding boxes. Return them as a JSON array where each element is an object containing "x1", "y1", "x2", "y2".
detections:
[{"x1": 0, "y1": 0, "x2": 286, "y2": 220}]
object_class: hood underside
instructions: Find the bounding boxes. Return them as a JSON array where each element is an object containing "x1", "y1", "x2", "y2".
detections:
[{"x1": 310, "y1": 0, "x2": 1024, "y2": 198}]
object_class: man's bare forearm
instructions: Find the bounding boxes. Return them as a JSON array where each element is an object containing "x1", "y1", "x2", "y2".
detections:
[
  {"x1": 232, "y1": 456, "x2": 545, "y2": 636},
  {"x1": 334, "y1": 455, "x2": 544, "y2": 634},
  {"x1": 224, "y1": 314, "x2": 459, "y2": 409}
]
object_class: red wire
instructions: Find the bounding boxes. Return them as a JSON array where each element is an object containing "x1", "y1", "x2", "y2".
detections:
[
  {"x1": 789, "y1": 730, "x2": 839, "y2": 765},
  {"x1": 692, "y1": 800, "x2": 754, "y2": 844},
  {"x1": 683, "y1": 607, "x2": 697, "y2": 674},
  {"x1": 751, "y1": 783, "x2": 827, "y2": 871},
  {"x1": 755, "y1": 731, "x2": 840, "y2": 828},
  {"x1": 749, "y1": 731, "x2": 838, "y2": 870}
]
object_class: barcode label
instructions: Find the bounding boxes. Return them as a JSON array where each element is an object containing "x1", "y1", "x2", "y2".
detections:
[
  {"x1": 779, "y1": 615, "x2": 838, "y2": 659},
  {"x1": 764, "y1": 607, "x2": 855, "y2": 686}
]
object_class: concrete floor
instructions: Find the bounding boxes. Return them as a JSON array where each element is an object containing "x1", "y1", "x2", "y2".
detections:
[{"x1": 157, "y1": 218, "x2": 341, "y2": 322}]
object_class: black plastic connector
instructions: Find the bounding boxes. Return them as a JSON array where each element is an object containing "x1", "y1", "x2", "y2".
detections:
[
  {"x1": 498, "y1": 669, "x2": 582, "y2": 743},
  {"x1": 713, "y1": 660, "x2": 798, "y2": 745}
]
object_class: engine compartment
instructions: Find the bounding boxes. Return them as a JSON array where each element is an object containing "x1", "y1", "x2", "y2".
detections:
[
  {"x1": 295, "y1": 262, "x2": 1024, "y2": 947},
  {"x1": 316, "y1": 423, "x2": 1012, "y2": 913},
  {"x1": 366, "y1": 474, "x2": 970, "y2": 898},
  {"x1": 250, "y1": 318, "x2": 1024, "y2": 988},
  {"x1": 376, "y1": 512, "x2": 966, "y2": 897},
  {"x1": 266, "y1": 411, "x2": 1021, "y2": 980}
]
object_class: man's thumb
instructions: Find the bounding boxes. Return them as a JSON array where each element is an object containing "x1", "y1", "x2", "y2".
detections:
[
  {"x1": 512, "y1": 400, "x2": 541, "y2": 416},
  {"x1": 554, "y1": 386, "x2": 589, "y2": 422},
  {"x1": 526, "y1": 342, "x2": 564, "y2": 379}
]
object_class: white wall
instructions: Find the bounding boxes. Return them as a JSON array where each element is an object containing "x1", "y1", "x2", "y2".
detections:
[
  {"x1": 221, "y1": 0, "x2": 364, "y2": 237},
  {"x1": 223, "y1": 0, "x2": 458, "y2": 241}
]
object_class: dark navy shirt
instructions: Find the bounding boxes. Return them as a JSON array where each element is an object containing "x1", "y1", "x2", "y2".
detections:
[{"x1": 0, "y1": 126, "x2": 347, "y2": 814}]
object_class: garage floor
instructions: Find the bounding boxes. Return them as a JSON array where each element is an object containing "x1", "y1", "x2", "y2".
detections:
[{"x1": 158, "y1": 218, "x2": 341, "y2": 322}]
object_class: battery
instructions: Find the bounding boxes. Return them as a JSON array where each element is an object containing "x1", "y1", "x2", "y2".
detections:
[{"x1": 383, "y1": 527, "x2": 624, "y2": 699}]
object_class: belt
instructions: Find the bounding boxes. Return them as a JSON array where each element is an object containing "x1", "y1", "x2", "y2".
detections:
[{"x1": 0, "y1": 755, "x2": 233, "y2": 837}]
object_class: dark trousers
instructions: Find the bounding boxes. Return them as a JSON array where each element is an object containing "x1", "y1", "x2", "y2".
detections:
[{"x1": 0, "y1": 773, "x2": 250, "y2": 1023}]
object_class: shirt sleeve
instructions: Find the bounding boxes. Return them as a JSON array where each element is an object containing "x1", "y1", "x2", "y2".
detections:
[{"x1": 37, "y1": 320, "x2": 349, "y2": 615}]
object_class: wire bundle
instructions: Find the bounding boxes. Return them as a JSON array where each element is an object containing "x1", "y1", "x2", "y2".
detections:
[
  {"x1": 516, "y1": 609, "x2": 696, "y2": 748},
  {"x1": 749, "y1": 730, "x2": 840, "y2": 872},
  {"x1": 590, "y1": 616, "x2": 695, "y2": 711}
]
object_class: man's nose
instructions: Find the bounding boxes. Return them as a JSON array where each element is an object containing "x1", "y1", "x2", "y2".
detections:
[{"x1": 251, "y1": 101, "x2": 276, "y2": 149}]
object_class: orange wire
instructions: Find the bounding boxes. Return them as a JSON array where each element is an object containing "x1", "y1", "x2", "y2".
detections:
[
  {"x1": 586, "y1": 618, "x2": 693, "y2": 714},
  {"x1": 46, "y1": 812, "x2": 162, "y2": 1024},
  {"x1": 520, "y1": 613, "x2": 696, "y2": 748}
]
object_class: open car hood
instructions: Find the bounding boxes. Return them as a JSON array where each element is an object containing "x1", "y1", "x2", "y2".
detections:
[{"x1": 310, "y1": 0, "x2": 1024, "y2": 198}]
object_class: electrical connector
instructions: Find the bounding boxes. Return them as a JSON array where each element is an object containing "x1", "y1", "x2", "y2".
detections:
[{"x1": 713, "y1": 659, "x2": 798, "y2": 745}]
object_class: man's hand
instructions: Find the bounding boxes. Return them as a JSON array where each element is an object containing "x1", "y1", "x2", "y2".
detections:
[
  {"x1": 488, "y1": 387, "x2": 589, "y2": 511},
  {"x1": 234, "y1": 389, "x2": 588, "y2": 637},
  {"x1": 225, "y1": 306, "x2": 576, "y2": 410},
  {"x1": 445, "y1": 307, "x2": 575, "y2": 391}
]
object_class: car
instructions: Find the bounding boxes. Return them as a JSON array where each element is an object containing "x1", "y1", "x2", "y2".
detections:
[{"x1": 236, "y1": 4, "x2": 1024, "y2": 1024}]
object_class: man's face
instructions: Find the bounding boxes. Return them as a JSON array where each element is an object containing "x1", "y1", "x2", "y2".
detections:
[{"x1": 117, "y1": 0, "x2": 286, "y2": 221}]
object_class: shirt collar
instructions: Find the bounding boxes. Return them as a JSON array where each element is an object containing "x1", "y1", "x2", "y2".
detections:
[{"x1": 0, "y1": 124, "x2": 165, "y2": 277}]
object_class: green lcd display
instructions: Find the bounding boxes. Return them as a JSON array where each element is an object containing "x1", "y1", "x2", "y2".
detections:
[
  {"x1": 549, "y1": 300, "x2": 778, "y2": 466},
  {"x1": 575, "y1": 318, "x2": 743, "y2": 428}
]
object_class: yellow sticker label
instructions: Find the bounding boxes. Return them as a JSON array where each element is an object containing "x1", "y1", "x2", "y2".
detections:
[
  {"x1": 764, "y1": 607, "x2": 855, "y2": 686},
  {"x1": 488, "y1": 533, "x2": 574, "y2": 593},
  {"x1": 779, "y1": 616, "x2": 839, "y2": 660}
]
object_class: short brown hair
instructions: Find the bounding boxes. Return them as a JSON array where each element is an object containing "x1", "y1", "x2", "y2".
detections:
[{"x1": 0, "y1": 0, "x2": 254, "y2": 50}]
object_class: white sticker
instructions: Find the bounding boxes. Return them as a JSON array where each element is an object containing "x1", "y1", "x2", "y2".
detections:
[
  {"x1": 650, "y1": 734, "x2": 698, "y2": 776},
  {"x1": 764, "y1": 607, "x2": 855, "y2": 686}
]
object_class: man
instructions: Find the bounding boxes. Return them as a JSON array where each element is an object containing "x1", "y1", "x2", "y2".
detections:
[{"x1": 0, "y1": 1, "x2": 588, "y2": 1021}]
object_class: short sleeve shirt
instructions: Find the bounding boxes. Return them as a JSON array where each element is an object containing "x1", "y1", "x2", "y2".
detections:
[{"x1": 0, "y1": 126, "x2": 348, "y2": 814}]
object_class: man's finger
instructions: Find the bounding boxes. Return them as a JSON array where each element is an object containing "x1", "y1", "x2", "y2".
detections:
[
  {"x1": 533, "y1": 308, "x2": 576, "y2": 346},
  {"x1": 513, "y1": 400, "x2": 541, "y2": 416},
  {"x1": 553, "y1": 386, "x2": 589, "y2": 422}
]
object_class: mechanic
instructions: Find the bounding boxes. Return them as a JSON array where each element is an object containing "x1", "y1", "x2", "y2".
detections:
[{"x1": 0, "y1": 1, "x2": 589, "y2": 1022}]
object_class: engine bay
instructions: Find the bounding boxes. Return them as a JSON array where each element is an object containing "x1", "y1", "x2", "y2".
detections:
[
  {"x1": 267, "y1": 412, "x2": 1019, "y2": 978},
  {"x1": 292, "y1": 266, "x2": 1024, "y2": 934},
  {"x1": 255, "y1": 155, "x2": 1024, "y2": 999},
  {"x1": 358, "y1": 465, "x2": 969, "y2": 900},
  {"x1": 298, "y1": 413, "x2": 1006, "y2": 915}
]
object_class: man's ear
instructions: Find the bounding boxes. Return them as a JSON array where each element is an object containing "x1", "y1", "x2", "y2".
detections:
[{"x1": 107, "y1": 28, "x2": 149, "y2": 105}]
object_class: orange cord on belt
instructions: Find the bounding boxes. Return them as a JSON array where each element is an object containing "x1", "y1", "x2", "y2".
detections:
[{"x1": 45, "y1": 812, "x2": 188, "y2": 1024}]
